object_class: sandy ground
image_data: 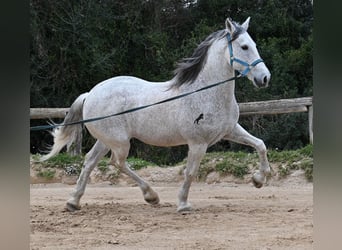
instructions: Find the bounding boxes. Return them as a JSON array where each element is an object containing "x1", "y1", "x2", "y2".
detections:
[{"x1": 30, "y1": 180, "x2": 313, "y2": 250}]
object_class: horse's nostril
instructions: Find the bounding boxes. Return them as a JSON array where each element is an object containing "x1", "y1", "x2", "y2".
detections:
[{"x1": 254, "y1": 76, "x2": 268, "y2": 88}]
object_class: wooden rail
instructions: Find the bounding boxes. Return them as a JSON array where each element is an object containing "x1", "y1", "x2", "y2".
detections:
[
  {"x1": 238, "y1": 97, "x2": 312, "y2": 116},
  {"x1": 30, "y1": 108, "x2": 69, "y2": 119},
  {"x1": 30, "y1": 96, "x2": 313, "y2": 143}
]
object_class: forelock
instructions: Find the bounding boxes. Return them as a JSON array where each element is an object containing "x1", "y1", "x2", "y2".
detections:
[{"x1": 230, "y1": 21, "x2": 246, "y2": 41}]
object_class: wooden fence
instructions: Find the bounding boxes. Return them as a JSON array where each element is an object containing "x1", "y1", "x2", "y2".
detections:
[{"x1": 30, "y1": 96, "x2": 313, "y2": 148}]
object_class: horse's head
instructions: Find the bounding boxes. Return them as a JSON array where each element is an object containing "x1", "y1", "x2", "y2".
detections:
[{"x1": 225, "y1": 17, "x2": 270, "y2": 88}]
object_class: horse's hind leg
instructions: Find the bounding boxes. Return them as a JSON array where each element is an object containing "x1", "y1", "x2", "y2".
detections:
[
  {"x1": 110, "y1": 142, "x2": 159, "y2": 205},
  {"x1": 224, "y1": 123, "x2": 271, "y2": 188},
  {"x1": 66, "y1": 140, "x2": 109, "y2": 211}
]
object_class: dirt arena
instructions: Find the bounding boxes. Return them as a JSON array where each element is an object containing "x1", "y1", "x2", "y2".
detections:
[{"x1": 30, "y1": 178, "x2": 313, "y2": 249}]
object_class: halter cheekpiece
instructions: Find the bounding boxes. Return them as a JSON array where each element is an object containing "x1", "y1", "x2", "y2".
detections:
[{"x1": 226, "y1": 33, "x2": 264, "y2": 77}]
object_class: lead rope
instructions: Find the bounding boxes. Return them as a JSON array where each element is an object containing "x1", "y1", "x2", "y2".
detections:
[{"x1": 30, "y1": 74, "x2": 242, "y2": 131}]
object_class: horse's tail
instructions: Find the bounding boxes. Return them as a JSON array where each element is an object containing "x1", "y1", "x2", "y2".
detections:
[{"x1": 40, "y1": 92, "x2": 89, "y2": 161}]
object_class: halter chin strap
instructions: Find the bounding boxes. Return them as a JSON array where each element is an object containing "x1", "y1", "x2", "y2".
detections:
[{"x1": 226, "y1": 33, "x2": 264, "y2": 77}]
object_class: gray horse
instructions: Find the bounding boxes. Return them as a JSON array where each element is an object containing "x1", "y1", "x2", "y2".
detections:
[{"x1": 42, "y1": 17, "x2": 271, "y2": 212}]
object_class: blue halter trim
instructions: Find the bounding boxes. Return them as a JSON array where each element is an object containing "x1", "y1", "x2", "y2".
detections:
[{"x1": 226, "y1": 33, "x2": 264, "y2": 77}]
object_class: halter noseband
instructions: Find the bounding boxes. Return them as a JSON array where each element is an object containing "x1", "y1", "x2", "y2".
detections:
[{"x1": 226, "y1": 33, "x2": 264, "y2": 77}]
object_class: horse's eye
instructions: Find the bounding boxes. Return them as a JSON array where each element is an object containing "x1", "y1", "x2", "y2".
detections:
[{"x1": 241, "y1": 45, "x2": 249, "y2": 50}]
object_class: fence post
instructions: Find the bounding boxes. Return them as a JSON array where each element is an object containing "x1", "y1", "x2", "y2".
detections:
[{"x1": 308, "y1": 105, "x2": 313, "y2": 144}]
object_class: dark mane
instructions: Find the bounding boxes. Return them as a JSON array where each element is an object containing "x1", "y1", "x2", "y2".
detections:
[
  {"x1": 170, "y1": 22, "x2": 245, "y2": 89},
  {"x1": 170, "y1": 29, "x2": 226, "y2": 88}
]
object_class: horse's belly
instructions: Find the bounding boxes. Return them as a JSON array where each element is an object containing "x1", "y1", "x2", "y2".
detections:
[
  {"x1": 129, "y1": 115, "x2": 187, "y2": 147},
  {"x1": 134, "y1": 133, "x2": 186, "y2": 147}
]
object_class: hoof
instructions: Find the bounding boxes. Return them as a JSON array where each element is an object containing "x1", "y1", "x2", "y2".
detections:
[
  {"x1": 252, "y1": 178, "x2": 263, "y2": 188},
  {"x1": 144, "y1": 189, "x2": 160, "y2": 205},
  {"x1": 66, "y1": 202, "x2": 81, "y2": 212},
  {"x1": 177, "y1": 203, "x2": 192, "y2": 212},
  {"x1": 144, "y1": 196, "x2": 160, "y2": 205},
  {"x1": 252, "y1": 171, "x2": 265, "y2": 189}
]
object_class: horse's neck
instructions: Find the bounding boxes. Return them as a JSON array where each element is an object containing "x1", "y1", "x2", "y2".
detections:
[{"x1": 191, "y1": 40, "x2": 236, "y2": 98}]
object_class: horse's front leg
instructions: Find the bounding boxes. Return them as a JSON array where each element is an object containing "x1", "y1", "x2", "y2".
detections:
[
  {"x1": 224, "y1": 123, "x2": 271, "y2": 188},
  {"x1": 178, "y1": 143, "x2": 207, "y2": 212}
]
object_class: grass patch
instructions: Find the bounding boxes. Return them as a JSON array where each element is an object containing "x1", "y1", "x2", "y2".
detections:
[
  {"x1": 299, "y1": 158, "x2": 313, "y2": 182},
  {"x1": 298, "y1": 144, "x2": 313, "y2": 157},
  {"x1": 268, "y1": 144, "x2": 313, "y2": 180},
  {"x1": 92, "y1": 157, "x2": 155, "y2": 172},
  {"x1": 33, "y1": 153, "x2": 156, "y2": 172},
  {"x1": 97, "y1": 158, "x2": 110, "y2": 173},
  {"x1": 40, "y1": 153, "x2": 84, "y2": 176},
  {"x1": 127, "y1": 157, "x2": 156, "y2": 170},
  {"x1": 43, "y1": 153, "x2": 84, "y2": 168},
  {"x1": 37, "y1": 169, "x2": 56, "y2": 180},
  {"x1": 215, "y1": 161, "x2": 249, "y2": 178},
  {"x1": 197, "y1": 151, "x2": 258, "y2": 180}
]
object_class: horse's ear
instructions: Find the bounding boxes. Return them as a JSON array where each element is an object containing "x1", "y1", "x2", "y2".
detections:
[
  {"x1": 225, "y1": 17, "x2": 235, "y2": 33},
  {"x1": 241, "y1": 16, "x2": 250, "y2": 30}
]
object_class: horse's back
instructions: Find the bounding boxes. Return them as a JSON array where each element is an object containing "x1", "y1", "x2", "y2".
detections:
[
  {"x1": 85, "y1": 75, "x2": 168, "y2": 108},
  {"x1": 89, "y1": 75, "x2": 170, "y2": 94}
]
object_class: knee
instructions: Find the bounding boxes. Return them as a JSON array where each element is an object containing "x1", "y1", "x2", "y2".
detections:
[{"x1": 184, "y1": 166, "x2": 199, "y2": 180}]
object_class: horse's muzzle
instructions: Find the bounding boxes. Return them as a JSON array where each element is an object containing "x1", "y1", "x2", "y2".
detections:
[{"x1": 254, "y1": 74, "x2": 270, "y2": 88}]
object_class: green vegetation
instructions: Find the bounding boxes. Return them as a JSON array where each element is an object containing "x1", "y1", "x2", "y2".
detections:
[
  {"x1": 43, "y1": 153, "x2": 84, "y2": 168},
  {"x1": 35, "y1": 153, "x2": 155, "y2": 174},
  {"x1": 31, "y1": 144, "x2": 312, "y2": 181},
  {"x1": 97, "y1": 159, "x2": 109, "y2": 173},
  {"x1": 198, "y1": 144, "x2": 313, "y2": 181},
  {"x1": 215, "y1": 162, "x2": 249, "y2": 179},
  {"x1": 127, "y1": 157, "x2": 157, "y2": 170},
  {"x1": 37, "y1": 169, "x2": 56, "y2": 180},
  {"x1": 89, "y1": 157, "x2": 156, "y2": 172},
  {"x1": 40, "y1": 153, "x2": 83, "y2": 176},
  {"x1": 197, "y1": 151, "x2": 257, "y2": 179},
  {"x1": 268, "y1": 144, "x2": 313, "y2": 181}
]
